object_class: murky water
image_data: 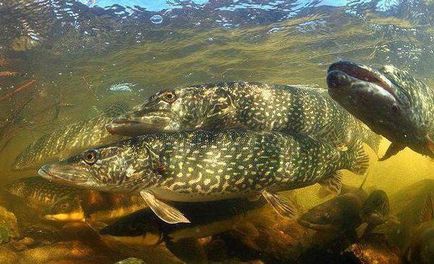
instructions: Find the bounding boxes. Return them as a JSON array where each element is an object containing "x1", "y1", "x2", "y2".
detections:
[{"x1": 0, "y1": 1, "x2": 433, "y2": 263}]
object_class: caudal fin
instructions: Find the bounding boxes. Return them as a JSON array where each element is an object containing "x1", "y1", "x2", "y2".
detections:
[{"x1": 344, "y1": 140, "x2": 370, "y2": 175}]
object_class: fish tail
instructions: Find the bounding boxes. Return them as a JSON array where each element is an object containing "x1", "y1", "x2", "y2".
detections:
[{"x1": 344, "y1": 140, "x2": 370, "y2": 175}]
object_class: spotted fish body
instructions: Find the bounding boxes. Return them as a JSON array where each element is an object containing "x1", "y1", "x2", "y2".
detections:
[
  {"x1": 13, "y1": 103, "x2": 129, "y2": 170},
  {"x1": 108, "y1": 82, "x2": 380, "y2": 154},
  {"x1": 5, "y1": 176, "x2": 145, "y2": 221},
  {"x1": 40, "y1": 130, "x2": 368, "y2": 223},
  {"x1": 5, "y1": 176, "x2": 84, "y2": 221}
]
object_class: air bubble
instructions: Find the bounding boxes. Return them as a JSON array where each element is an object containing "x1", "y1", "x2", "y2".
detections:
[{"x1": 150, "y1": 15, "x2": 163, "y2": 24}]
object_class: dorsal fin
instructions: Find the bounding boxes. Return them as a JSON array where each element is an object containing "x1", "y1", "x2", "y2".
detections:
[{"x1": 419, "y1": 193, "x2": 433, "y2": 223}]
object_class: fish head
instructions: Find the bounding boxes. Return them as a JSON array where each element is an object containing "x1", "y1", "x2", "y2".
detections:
[
  {"x1": 107, "y1": 86, "x2": 235, "y2": 136},
  {"x1": 360, "y1": 190, "x2": 390, "y2": 226},
  {"x1": 298, "y1": 194, "x2": 362, "y2": 232},
  {"x1": 38, "y1": 142, "x2": 160, "y2": 192},
  {"x1": 327, "y1": 61, "x2": 432, "y2": 155},
  {"x1": 44, "y1": 196, "x2": 85, "y2": 222}
]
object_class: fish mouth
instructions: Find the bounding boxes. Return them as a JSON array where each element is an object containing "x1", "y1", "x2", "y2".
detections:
[
  {"x1": 38, "y1": 164, "x2": 89, "y2": 186},
  {"x1": 327, "y1": 61, "x2": 397, "y2": 101},
  {"x1": 107, "y1": 110, "x2": 180, "y2": 136}
]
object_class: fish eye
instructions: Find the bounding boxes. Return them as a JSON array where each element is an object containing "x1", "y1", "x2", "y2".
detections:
[
  {"x1": 83, "y1": 149, "x2": 99, "y2": 165},
  {"x1": 161, "y1": 91, "x2": 177, "y2": 103},
  {"x1": 391, "y1": 104, "x2": 400, "y2": 113}
]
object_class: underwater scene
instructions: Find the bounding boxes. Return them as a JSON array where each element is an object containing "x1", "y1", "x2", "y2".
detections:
[{"x1": 0, "y1": 0, "x2": 433, "y2": 263}]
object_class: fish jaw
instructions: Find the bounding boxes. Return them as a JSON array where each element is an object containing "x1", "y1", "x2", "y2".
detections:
[
  {"x1": 328, "y1": 61, "x2": 397, "y2": 100},
  {"x1": 107, "y1": 111, "x2": 181, "y2": 136},
  {"x1": 38, "y1": 163, "x2": 94, "y2": 188}
]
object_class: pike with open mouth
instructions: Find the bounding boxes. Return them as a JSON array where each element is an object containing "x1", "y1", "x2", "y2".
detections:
[{"x1": 327, "y1": 61, "x2": 434, "y2": 160}]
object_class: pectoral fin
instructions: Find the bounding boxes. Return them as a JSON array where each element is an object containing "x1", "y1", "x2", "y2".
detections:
[
  {"x1": 318, "y1": 172, "x2": 342, "y2": 198},
  {"x1": 140, "y1": 190, "x2": 190, "y2": 224},
  {"x1": 261, "y1": 190, "x2": 297, "y2": 219},
  {"x1": 379, "y1": 143, "x2": 405, "y2": 161}
]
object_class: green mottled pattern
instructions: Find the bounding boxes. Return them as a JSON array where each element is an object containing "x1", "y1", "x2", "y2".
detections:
[
  {"x1": 380, "y1": 66, "x2": 434, "y2": 142},
  {"x1": 63, "y1": 130, "x2": 362, "y2": 202},
  {"x1": 5, "y1": 176, "x2": 80, "y2": 209},
  {"x1": 13, "y1": 116, "x2": 123, "y2": 170},
  {"x1": 134, "y1": 82, "x2": 380, "y2": 152}
]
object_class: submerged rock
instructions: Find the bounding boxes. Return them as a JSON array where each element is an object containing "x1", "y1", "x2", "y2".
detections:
[{"x1": 346, "y1": 235, "x2": 401, "y2": 264}]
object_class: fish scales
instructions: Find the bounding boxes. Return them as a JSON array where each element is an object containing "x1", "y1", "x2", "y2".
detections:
[
  {"x1": 109, "y1": 81, "x2": 381, "y2": 154},
  {"x1": 14, "y1": 112, "x2": 127, "y2": 170},
  {"x1": 6, "y1": 177, "x2": 79, "y2": 204},
  {"x1": 40, "y1": 129, "x2": 368, "y2": 203}
]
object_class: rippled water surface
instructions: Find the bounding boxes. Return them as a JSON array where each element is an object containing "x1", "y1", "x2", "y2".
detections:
[{"x1": 0, "y1": 1, "x2": 433, "y2": 263}]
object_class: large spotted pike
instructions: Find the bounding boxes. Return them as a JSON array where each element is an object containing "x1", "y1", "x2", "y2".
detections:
[
  {"x1": 107, "y1": 81, "x2": 381, "y2": 154},
  {"x1": 39, "y1": 129, "x2": 369, "y2": 224},
  {"x1": 327, "y1": 61, "x2": 434, "y2": 160},
  {"x1": 13, "y1": 102, "x2": 129, "y2": 170}
]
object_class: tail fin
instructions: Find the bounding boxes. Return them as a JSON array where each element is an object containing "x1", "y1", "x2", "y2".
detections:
[{"x1": 344, "y1": 140, "x2": 370, "y2": 175}]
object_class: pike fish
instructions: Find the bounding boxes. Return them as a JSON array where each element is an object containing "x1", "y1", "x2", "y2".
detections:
[
  {"x1": 5, "y1": 176, "x2": 145, "y2": 222},
  {"x1": 13, "y1": 102, "x2": 129, "y2": 170},
  {"x1": 327, "y1": 61, "x2": 434, "y2": 160},
  {"x1": 100, "y1": 198, "x2": 266, "y2": 263},
  {"x1": 107, "y1": 81, "x2": 381, "y2": 154},
  {"x1": 100, "y1": 198, "x2": 266, "y2": 244},
  {"x1": 5, "y1": 176, "x2": 85, "y2": 221},
  {"x1": 39, "y1": 129, "x2": 369, "y2": 224},
  {"x1": 298, "y1": 188, "x2": 390, "y2": 236}
]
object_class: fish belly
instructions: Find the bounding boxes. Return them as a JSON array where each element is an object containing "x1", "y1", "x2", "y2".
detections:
[{"x1": 149, "y1": 188, "x2": 255, "y2": 202}]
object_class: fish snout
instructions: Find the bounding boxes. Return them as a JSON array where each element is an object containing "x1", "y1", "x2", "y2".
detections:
[
  {"x1": 38, "y1": 163, "x2": 88, "y2": 184},
  {"x1": 327, "y1": 70, "x2": 352, "y2": 92},
  {"x1": 107, "y1": 112, "x2": 179, "y2": 136}
]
